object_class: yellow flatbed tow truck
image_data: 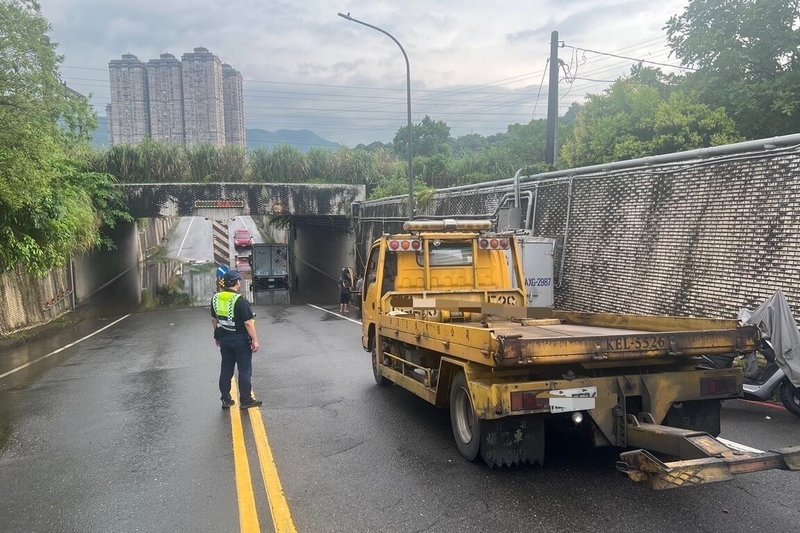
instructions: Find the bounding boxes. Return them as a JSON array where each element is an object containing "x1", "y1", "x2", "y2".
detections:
[{"x1": 359, "y1": 219, "x2": 800, "y2": 490}]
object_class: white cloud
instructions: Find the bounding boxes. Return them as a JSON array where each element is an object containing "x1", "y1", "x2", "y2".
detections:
[{"x1": 43, "y1": 0, "x2": 689, "y2": 145}]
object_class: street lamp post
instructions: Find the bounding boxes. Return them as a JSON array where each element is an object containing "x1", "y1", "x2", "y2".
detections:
[{"x1": 338, "y1": 12, "x2": 414, "y2": 218}]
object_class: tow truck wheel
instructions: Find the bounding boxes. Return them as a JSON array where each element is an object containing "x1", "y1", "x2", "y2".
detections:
[
  {"x1": 779, "y1": 380, "x2": 800, "y2": 418},
  {"x1": 371, "y1": 346, "x2": 391, "y2": 387},
  {"x1": 450, "y1": 371, "x2": 481, "y2": 461}
]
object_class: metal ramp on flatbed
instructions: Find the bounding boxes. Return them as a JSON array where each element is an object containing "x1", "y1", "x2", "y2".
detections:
[{"x1": 616, "y1": 413, "x2": 800, "y2": 490}]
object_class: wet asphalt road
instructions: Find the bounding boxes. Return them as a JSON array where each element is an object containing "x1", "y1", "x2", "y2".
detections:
[
  {"x1": 1, "y1": 305, "x2": 800, "y2": 532},
  {"x1": 165, "y1": 216, "x2": 264, "y2": 265}
]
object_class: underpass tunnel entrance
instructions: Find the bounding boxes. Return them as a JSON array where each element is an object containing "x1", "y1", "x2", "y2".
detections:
[{"x1": 289, "y1": 216, "x2": 355, "y2": 305}]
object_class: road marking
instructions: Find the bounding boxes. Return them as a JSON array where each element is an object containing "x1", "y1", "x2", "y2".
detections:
[
  {"x1": 717, "y1": 436, "x2": 764, "y2": 454},
  {"x1": 307, "y1": 303, "x2": 362, "y2": 325},
  {"x1": 248, "y1": 398, "x2": 298, "y2": 533},
  {"x1": 177, "y1": 216, "x2": 195, "y2": 258},
  {"x1": 230, "y1": 380, "x2": 261, "y2": 532},
  {"x1": 0, "y1": 314, "x2": 131, "y2": 380}
]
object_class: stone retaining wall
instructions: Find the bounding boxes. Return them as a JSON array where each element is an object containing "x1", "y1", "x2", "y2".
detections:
[
  {"x1": 356, "y1": 142, "x2": 800, "y2": 319},
  {"x1": 0, "y1": 266, "x2": 72, "y2": 335},
  {"x1": 0, "y1": 217, "x2": 176, "y2": 336}
]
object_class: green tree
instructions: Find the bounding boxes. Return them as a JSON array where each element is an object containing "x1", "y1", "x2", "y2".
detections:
[
  {"x1": 665, "y1": 0, "x2": 800, "y2": 138},
  {"x1": 451, "y1": 133, "x2": 488, "y2": 158},
  {"x1": 561, "y1": 69, "x2": 740, "y2": 167},
  {"x1": 502, "y1": 120, "x2": 548, "y2": 167},
  {"x1": 415, "y1": 153, "x2": 451, "y2": 188},
  {"x1": 393, "y1": 115, "x2": 451, "y2": 158},
  {"x1": 650, "y1": 92, "x2": 740, "y2": 154},
  {"x1": 354, "y1": 140, "x2": 391, "y2": 152},
  {"x1": 369, "y1": 175, "x2": 431, "y2": 201},
  {"x1": 0, "y1": 0, "x2": 128, "y2": 274}
]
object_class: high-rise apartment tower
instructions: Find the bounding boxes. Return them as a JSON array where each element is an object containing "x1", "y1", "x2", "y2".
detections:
[
  {"x1": 108, "y1": 54, "x2": 150, "y2": 145},
  {"x1": 181, "y1": 47, "x2": 226, "y2": 147},
  {"x1": 222, "y1": 64, "x2": 246, "y2": 147},
  {"x1": 108, "y1": 49, "x2": 243, "y2": 147},
  {"x1": 146, "y1": 53, "x2": 184, "y2": 144}
]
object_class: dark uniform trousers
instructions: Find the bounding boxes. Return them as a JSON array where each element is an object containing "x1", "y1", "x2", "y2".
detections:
[{"x1": 219, "y1": 335, "x2": 253, "y2": 403}]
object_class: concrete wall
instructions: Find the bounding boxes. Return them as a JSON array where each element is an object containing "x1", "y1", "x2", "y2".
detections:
[
  {"x1": 356, "y1": 139, "x2": 800, "y2": 319},
  {"x1": 72, "y1": 222, "x2": 139, "y2": 306},
  {"x1": 122, "y1": 183, "x2": 365, "y2": 218},
  {"x1": 290, "y1": 220, "x2": 355, "y2": 304},
  {"x1": 251, "y1": 215, "x2": 288, "y2": 244},
  {"x1": 0, "y1": 218, "x2": 176, "y2": 336},
  {"x1": 73, "y1": 217, "x2": 176, "y2": 314}
]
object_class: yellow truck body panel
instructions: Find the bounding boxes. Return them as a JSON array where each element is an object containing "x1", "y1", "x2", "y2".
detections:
[{"x1": 359, "y1": 220, "x2": 799, "y2": 486}]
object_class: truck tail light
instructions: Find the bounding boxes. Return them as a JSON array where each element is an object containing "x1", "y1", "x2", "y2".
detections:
[
  {"x1": 479, "y1": 236, "x2": 511, "y2": 250},
  {"x1": 700, "y1": 376, "x2": 738, "y2": 396},
  {"x1": 511, "y1": 391, "x2": 549, "y2": 412},
  {"x1": 389, "y1": 239, "x2": 420, "y2": 252}
]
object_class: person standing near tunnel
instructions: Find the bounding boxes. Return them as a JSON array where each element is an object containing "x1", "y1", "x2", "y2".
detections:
[
  {"x1": 212, "y1": 269, "x2": 262, "y2": 409},
  {"x1": 339, "y1": 268, "x2": 352, "y2": 313}
]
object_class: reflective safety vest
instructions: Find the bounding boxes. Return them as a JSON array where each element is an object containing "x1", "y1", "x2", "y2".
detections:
[{"x1": 212, "y1": 291, "x2": 243, "y2": 332}]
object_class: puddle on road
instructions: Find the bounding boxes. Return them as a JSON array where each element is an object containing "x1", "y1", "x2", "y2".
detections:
[{"x1": 140, "y1": 258, "x2": 217, "y2": 310}]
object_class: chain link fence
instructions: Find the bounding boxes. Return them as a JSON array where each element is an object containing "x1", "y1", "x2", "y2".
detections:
[{"x1": 356, "y1": 142, "x2": 800, "y2": 319}]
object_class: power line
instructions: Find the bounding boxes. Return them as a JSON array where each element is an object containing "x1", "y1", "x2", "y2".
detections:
[
  {"x1": 70, "y1": 36, "x2": 683, "y2": 142},
  {"x1": 561, "y1": 44, "x2": 696, "y2": 71},
  {"x1": 62, "y1": 39, "x2": 664, "y2": 121},
  {"x1": 62, "y1": 65, "x2": 551, "y2": 98}
]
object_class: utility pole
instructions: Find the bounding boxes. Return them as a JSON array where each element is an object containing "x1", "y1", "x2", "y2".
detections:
[{"x1": 545, "y1": 30, "x2": 559, "y2": 166}]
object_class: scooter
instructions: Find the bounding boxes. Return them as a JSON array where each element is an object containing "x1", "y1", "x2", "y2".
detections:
[
  {"x1": 741, "y1": 340, "x2": 800, "y2": 418},
  {"x1": 704, "y1": 340, "x2": 800, "y2": 418}
]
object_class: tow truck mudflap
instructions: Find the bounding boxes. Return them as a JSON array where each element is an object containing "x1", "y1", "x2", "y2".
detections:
[{"x1": 616, "y1": 413, "x2": 800, "y2": 490}]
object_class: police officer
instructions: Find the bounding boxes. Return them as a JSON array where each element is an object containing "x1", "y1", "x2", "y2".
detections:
[{"x1": 211, "y1": 269, "x2": 262, "y2": 409}]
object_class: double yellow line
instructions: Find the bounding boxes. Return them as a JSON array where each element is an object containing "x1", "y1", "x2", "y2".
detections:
[{"x1": 229, "y1": 381, "x2": 298, "y2": 533}]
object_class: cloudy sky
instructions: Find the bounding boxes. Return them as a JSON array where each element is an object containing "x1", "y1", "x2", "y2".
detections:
[{"x1": 43, "y1": 0, "x2": 691, "y2": 147}]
